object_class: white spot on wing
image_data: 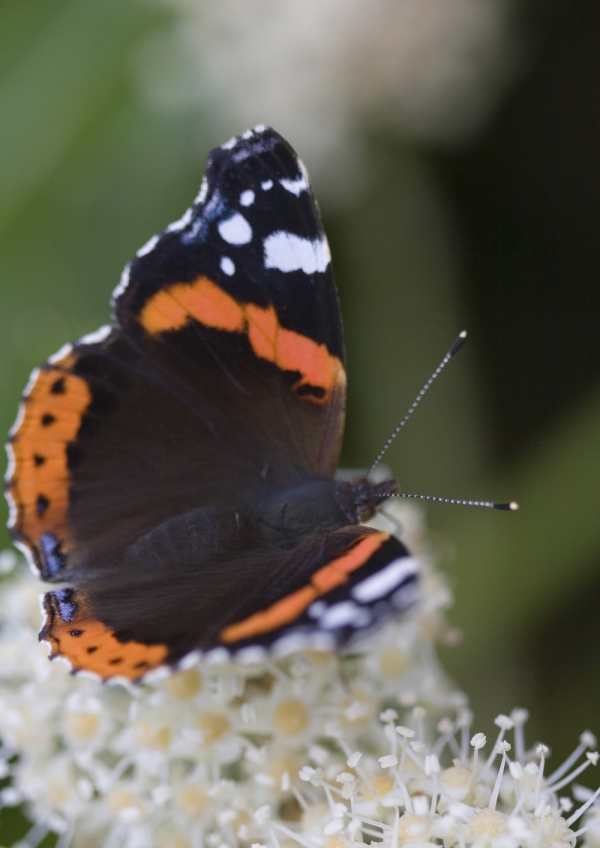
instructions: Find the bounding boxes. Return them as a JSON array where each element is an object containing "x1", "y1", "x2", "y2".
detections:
[
  {"x1": 140, "y1": 666, "x2": 171, "y2": 685},
  {"x1": 38, "y1": 593, "x2": 48, "y2": 619},
  {"x1": 319, "y1": 601, "x2": 360, "y2": 630},
  {"x1": 195, "y1": 177, "x2": 208, "y2": 204},
  {"x1": 253, "y1": 123, "x2": 267, "y2": 134},
  {"x1": 272, "y1": 632, "x2": 310, "y2": 657},
  {"x1": 178, "y1": 650, "x2": 201, "y2": 671},
  {"x1": 236, "y1": 645, "x2": 267, "y2": 664},
  {"x1": 307, "y1": 631, "x2": 336, "y2": 652},
  {"x1": 7, "y1": 408, "x2": 25, "y2": 447},
  {"x1": 111, "y1": 262, "x2": 131, "y2": 301},
  {"x1": 16, "y1": 540, "x2": 40, "y2": 577},
  {"x1": 240, "y1": 189, "x2": 255, "y2": 207},
  {"x1": 5, "y1": 444, "x2": 15, "y2": 487},
  {"x1": 221, "y1": 136, "x2": 238, "y2": 150},
  {"x1": 54, "y1": 654, "x2": 74, "y2": 672},
  {"x1": 7, "y1": 361, "x2": 41, "y2": 463},
  {"x1": 308, "y1": 600, "x2": 327, "y2": 619},
  {"x1": 218, "y1": 212, "x2": 252, "y2": 246},
  {"x1": 241, "y1": 129, "x2": 254, "y2": 140},
  {"x1": 79, "y1": 325, "x2": 112, "y2": 347},
  {"x1": 48, "y1": 344, "x2": 73, "y2": 366},
  {"x1": 77, "y1": 669, "x2": 103, "y2": 683},
  {"x1": 351, "y1": 557, "x2": 420, "y2": 604},
  {"x1": 261, "y1": 180, "x2": 273, "y2": 190},
  {"x1": 5, "y1": 458, "x2": 17, "y2": 526},
  {"x1": 280, "y1": 171, "x2": 309, "y2": 196},
  {"x1": 205, "y1": 647, "x2": 230, "y2": 665},
  {"x1": 220, "y1": 257, "x2": 235, "y2": 276},
  {"x1": 106, "y1": 676, "x2": 137, "y2": 693},
  {"x1": 166, "y1": 206, "x2": 194, "y2": 234},
  {"x1": 392, "y1": 581, "x2": 420, "y2": 610},
  {"x1": 264, "y1": 232, "x2": 330, "y2": 274},
  {"x1": 136, "y1": 233, "x2": 160, "y2": 258}
]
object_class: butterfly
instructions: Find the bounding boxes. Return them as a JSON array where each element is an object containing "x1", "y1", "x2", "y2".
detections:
[{"x1": 5, "y1": 125, "x2": 420, "y2": 681}]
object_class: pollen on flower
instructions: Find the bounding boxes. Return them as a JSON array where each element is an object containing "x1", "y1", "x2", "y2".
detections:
[
  {"x1": 440, "y1": 764, "x2": 472, "y2": 797},
  {"x1": 369, "y1": 774, "x2": 396, "y2": 797},
  {"x1": 195, "y1": 710, "x2": 230, "y2": 744},
  {"x1": 133, "y1": 717, "x2": 172, "y2": 749},
  {"x1": 271, "y1": 698, "x2": 310, "y2": 736},
  {"x1": 175, "y1": 782, "x2": 210, "y2": 818},
  {"x1": 62, "y1": 709, "x2": 101, "y2": 743},
  {"x1": 154, "y1": 826, "x2": 190, "y2": 848},
  {"x1": 107, "y1": 787, "x2": 147, "y2": 822},
  {"x1": 378, "y1": 644, "x2": 410, "y2": 676},
  {"x1": 164, "y1": 667, "x2": 202, "y2": 699},
  {"x1": 469, "y1": 809, "x2": 508, "y2": 837},
  {"x1": 398, "y1": 811, "x2": 430, "y2": 841},
  {"x1": 324, "y1": 836, "x2": 346, "y2": 848}
]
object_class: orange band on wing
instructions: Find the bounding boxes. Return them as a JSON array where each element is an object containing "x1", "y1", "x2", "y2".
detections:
[
  {"x1": 139, "y1": 276, "x2": 345, "y2": 403},
  {"x1": 41, "y1": 592, "x2": 168, "y2": 681},
  {"x1": 6, "y1": 349, "x2": 92, "y2": 566},
  {"x1": 139, "y1": 277, "x2": 245, "y2": 335},
  {"x1": 220, "y1": 532, "x2": 389, "y2": 643}
]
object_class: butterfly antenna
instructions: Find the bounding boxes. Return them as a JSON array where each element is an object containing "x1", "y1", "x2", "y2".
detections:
[
  {"x1": 388, "y1": 493, "x2": 519, "y2": 511},
  {"x1": 367, "y1": 330, "x2": 468, "y2": 478}
]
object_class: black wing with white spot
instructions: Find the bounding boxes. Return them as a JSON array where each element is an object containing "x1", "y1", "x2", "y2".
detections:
[{"x1": 113, "y1": 125, "x2": 345, "y2": 364}]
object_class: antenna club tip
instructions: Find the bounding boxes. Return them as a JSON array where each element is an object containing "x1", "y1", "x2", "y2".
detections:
[
  {"x1": 494, "y1": 501, "x2": 520, "y2": 511},
  {"x1": 449, "y1": 332, "x2": 468, "y2": 356}
]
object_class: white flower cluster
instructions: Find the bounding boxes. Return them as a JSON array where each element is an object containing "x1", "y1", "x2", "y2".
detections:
[
  {"x1": 0, "y1": 505, "x2": 597, "y2": 848},
  {"x1": 136, "y1": 0, "x2": 519, "y2": 190}
]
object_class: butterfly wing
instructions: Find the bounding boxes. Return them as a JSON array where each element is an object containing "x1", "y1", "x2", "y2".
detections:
[
  {"x1": 6, "y1": 126, "x2": 346, "y2": 581},
  {"x1": 40, "y1": 525, "x2": 419, "y2": 680}
]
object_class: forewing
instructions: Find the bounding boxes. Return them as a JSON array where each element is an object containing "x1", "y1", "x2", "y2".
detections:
[
  {"x1": 6, "y1": 127, "x2": 346, "y2": 580},
  {"x1": 114, "y1": 124, "x2": 346, "y2": 478}
]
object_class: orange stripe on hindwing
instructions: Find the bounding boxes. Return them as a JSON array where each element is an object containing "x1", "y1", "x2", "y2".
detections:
[
  {"x1": 6, "y1": 349, "x2": 92, "y2": 570},
  {"x1": 220, "y1": 532, "x2": 389, "y2": 643},
  {"x1": 139, "y1": 276, "x2": 345, "y2": 403}
]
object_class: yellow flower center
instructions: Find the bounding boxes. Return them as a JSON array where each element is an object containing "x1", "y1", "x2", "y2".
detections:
[
  {"x1": 176, "y1": 784, "x2": 210, "y2": 818},
  {"x1": 63, "y1": 711, "x2": 100, "y2": 742},
  {"x1": 398, "y1": 812, "x2": 428, "y2": 841},
  {"x1": 195, "y1": 711, "x2": 230, "y2": 744},
  {"x1": 378, "y1": 646, "x2": 409, "y2": 676},
  {"x1": 324, "y1": 838, "x2": 346, "y2": 848},
  {"x1": 272, "y1": 698, "x2": 310, "y2": 736},
  {"x1": 107, "y1": 788, "x2": 146, "y2": 821},
  {"x1": 133, "y1": 718, "x2": 171, "y2": 749},
  {"x1": 469, "y1": 809, "x2": 508, "y2": 837},
  {"x1": 165, "y1": 668, "x2": 202, "y2": 699}
]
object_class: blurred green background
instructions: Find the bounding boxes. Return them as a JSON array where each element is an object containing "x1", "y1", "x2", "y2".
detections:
[{"x1": 1, "y1": 0, "x2": 599, "y2": 791}]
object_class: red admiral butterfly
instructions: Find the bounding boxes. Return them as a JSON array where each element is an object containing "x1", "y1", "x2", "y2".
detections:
[{"x1": 5, "y1": 126, "x2": 419, "y2": 681}]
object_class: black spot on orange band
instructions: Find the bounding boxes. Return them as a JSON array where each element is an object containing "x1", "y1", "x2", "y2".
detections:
[{"x1": 41, "y1": 590, "x2": 169, "y2": 681}]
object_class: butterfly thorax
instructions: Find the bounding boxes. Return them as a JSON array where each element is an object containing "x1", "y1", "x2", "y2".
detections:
[{"x1": 252, "y1": 477, "x2": 398, "y2": 545}]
